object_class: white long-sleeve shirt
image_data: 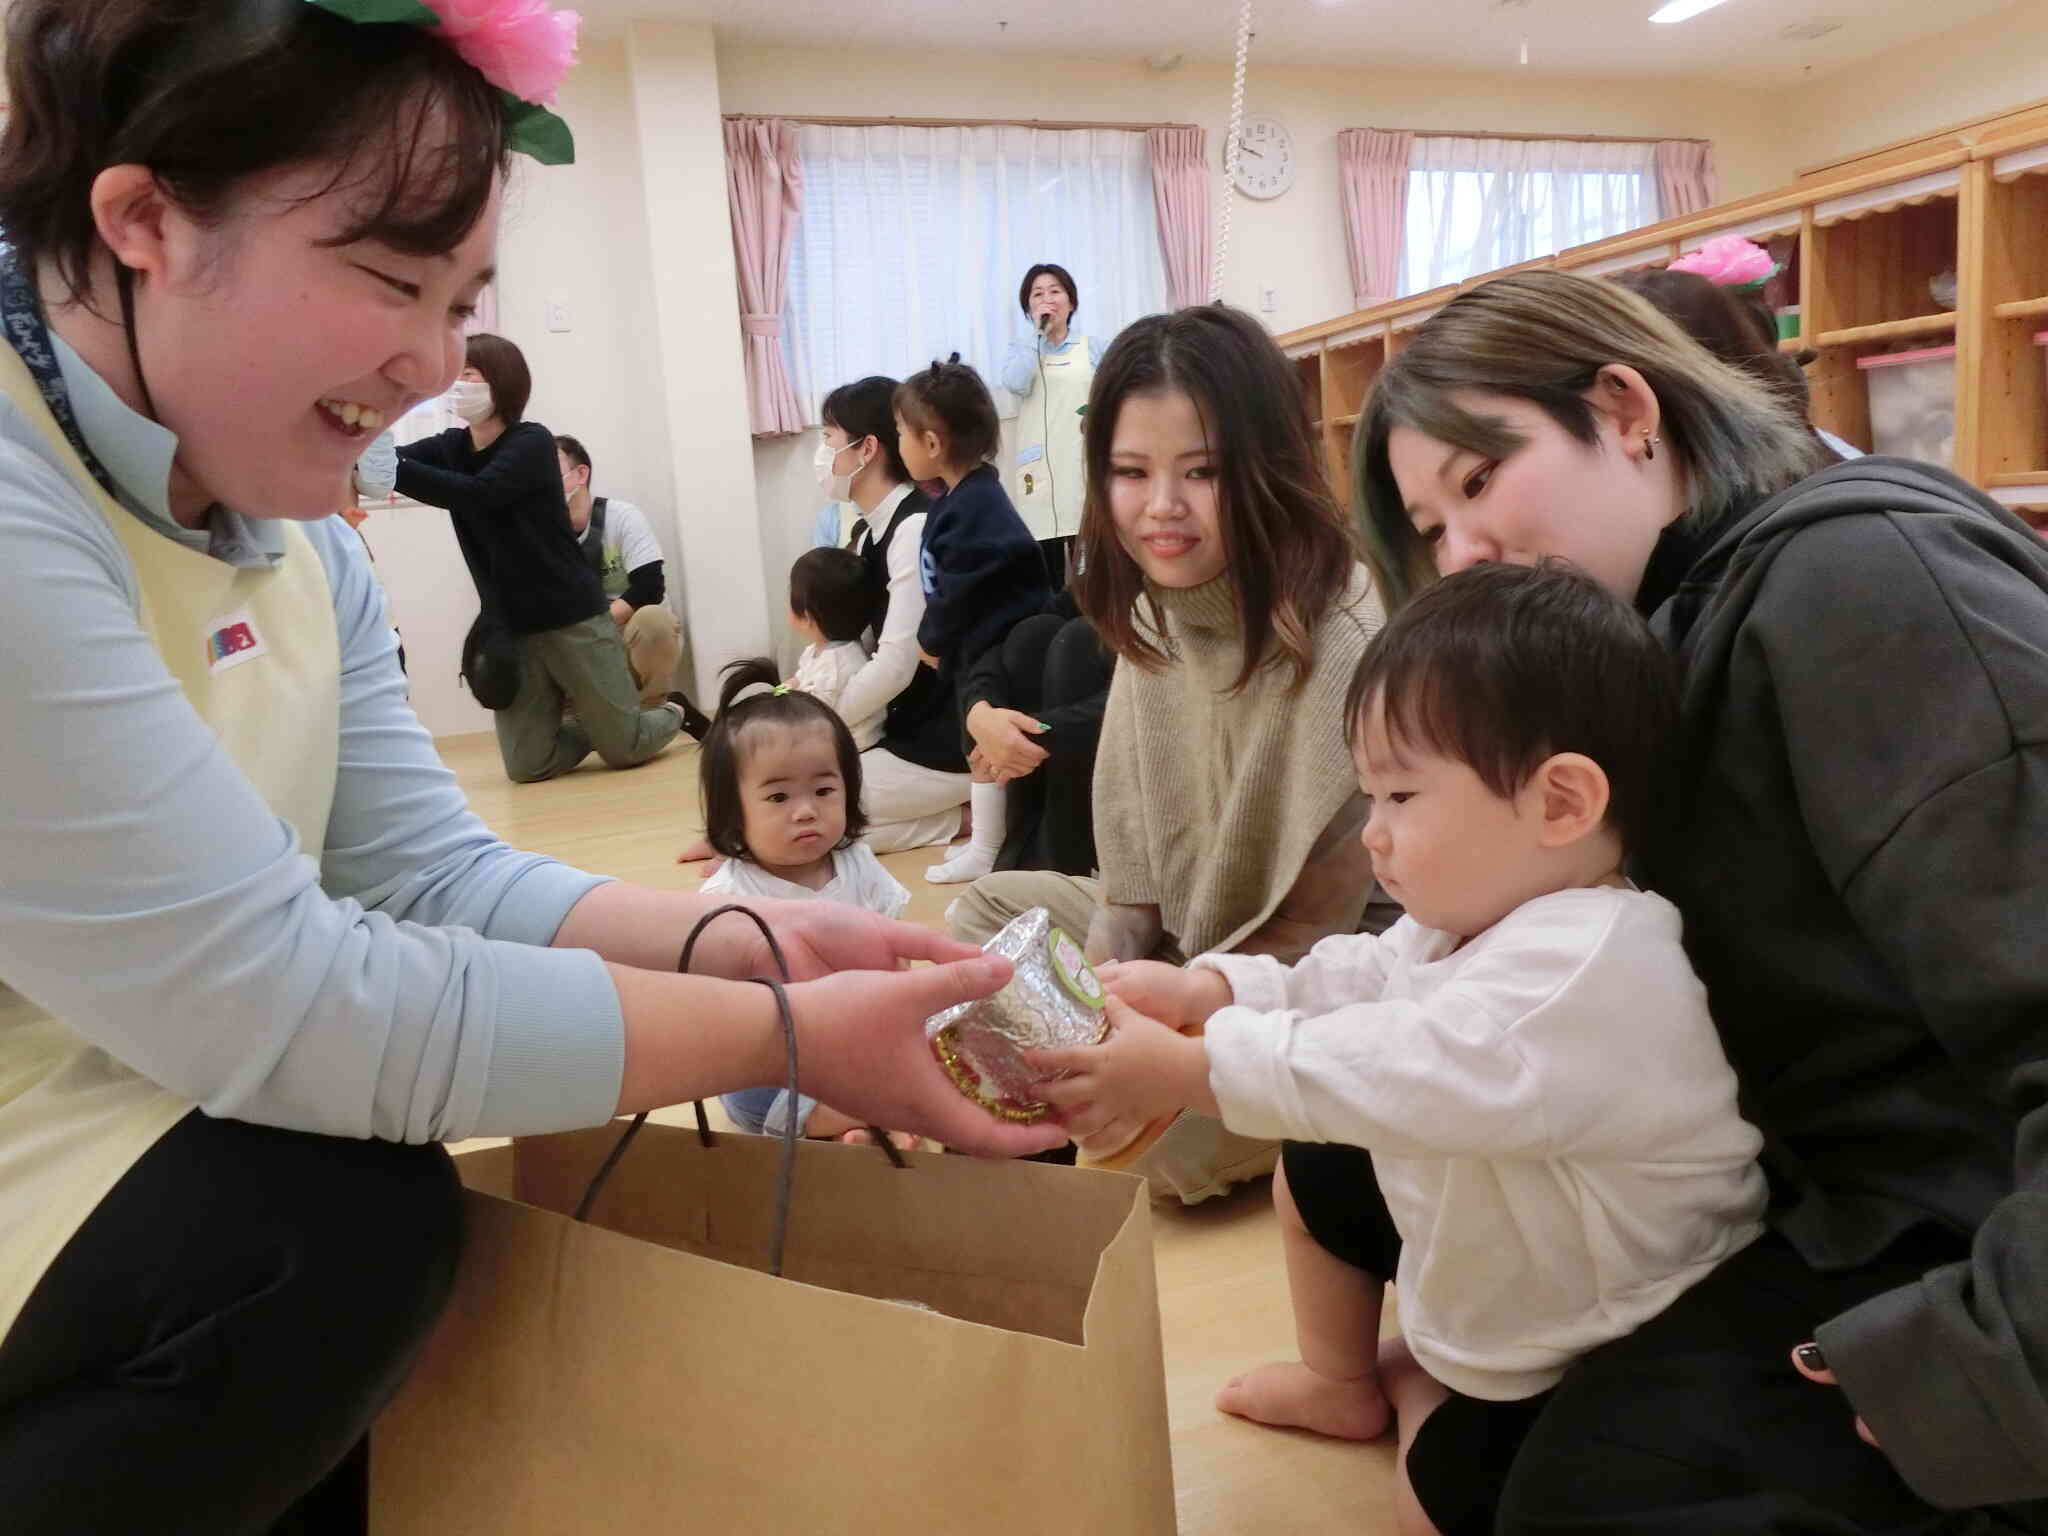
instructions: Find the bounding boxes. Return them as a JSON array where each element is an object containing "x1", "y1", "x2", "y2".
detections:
[
  {"x1": 1195, "y1": 885, "x2": 1767, "y2": 1401},
  {"x1": 792, "y1": 638, "x2": 879, "y2": 749},
  {"x1": 833, "y1": 484, "x2": 924, "y2": 732}
]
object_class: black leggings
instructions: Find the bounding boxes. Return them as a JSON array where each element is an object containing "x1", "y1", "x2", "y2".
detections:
[
  {"x1": 1282, "y1": 1140, "x2": 1552, "y2": 1536},
  {"x1": 0, "y1": 1110, "x2": 464, "y2": 1535},
  {"x1": 991, "y1": 610, "x2": 1112, "y2": 877},
  {"x1": 1498, "y1": 1225, "x2": 2048, "y2": 1535}
]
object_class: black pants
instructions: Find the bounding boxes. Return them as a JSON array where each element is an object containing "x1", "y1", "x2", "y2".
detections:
[
  {"x1": 990, "y1": 611, "x2": 1112, "y2": 877},
  {"x1": 1282, "y1": 1141, "x2": 1552, "y2": 1536},
  {"x1": 1497, "y1": 1226, "x2": 2048, "y2": 1535},
  {"x1": 0, "y1": 1110, "x2": 464, "y2": 1535}
]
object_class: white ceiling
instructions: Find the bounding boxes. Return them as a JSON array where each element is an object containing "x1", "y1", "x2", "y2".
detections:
[{"x1": 578, "y1": 0, "x2": 2024, "y2": 87}]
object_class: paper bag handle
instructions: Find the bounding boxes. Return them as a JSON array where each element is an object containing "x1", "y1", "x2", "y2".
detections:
[{"x1": 570, "y1": 903, "x2": 905, "y2": 1277}]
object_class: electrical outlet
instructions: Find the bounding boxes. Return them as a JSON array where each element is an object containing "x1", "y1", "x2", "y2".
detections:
[
  {"x1": 546, "y1": 293, "x2": 571, "y2": 333},
  {"x1": 1259, "y1": 285, "x2": 1277, "y2": 314}
]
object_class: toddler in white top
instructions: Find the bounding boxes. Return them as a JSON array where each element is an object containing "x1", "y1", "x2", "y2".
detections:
[
  {"x1": 697, "y1": 657, "x2": 912, "y2": 1143},
  {"x1": 785, "y1": 544, "x2": 881, "y2": 749},
  {"x1": 1027, "y1": 562, "x2": 1766, "y2": 1536}
]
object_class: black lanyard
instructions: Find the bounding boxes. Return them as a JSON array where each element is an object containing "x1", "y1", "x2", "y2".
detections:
[{"x1": 0, "y1": 240, "x2": 129, "y2": 506}]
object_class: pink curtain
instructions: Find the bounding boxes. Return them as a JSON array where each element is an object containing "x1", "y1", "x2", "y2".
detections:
[
  {"x1": 723, "y1": 116, "x2": 805, "y2": 436},
  {"x1": 1146, "y1": 127, "x2": 1211, "y2": 309},
  {"x1": 1655, "y1": 141, "x2": 1718, "y2": 221},
  {"x1": 1338, "y1": 129, "x2": 1413, "y2": 310}
]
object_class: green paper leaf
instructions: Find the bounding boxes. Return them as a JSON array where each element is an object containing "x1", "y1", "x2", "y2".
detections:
[
  {"x1": 504, "y1": 98, "x2": 576, "y2": 166},
  {"x1": 306, "y1": 0, "x2": 439, "y2": 24}
]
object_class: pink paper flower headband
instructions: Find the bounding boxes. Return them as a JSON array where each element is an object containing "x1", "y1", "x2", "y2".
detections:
[
  {"x1": 1667, "y1": 234, "x2": 1780, "y2": 294},
  {"x1": 307, "y1": 0, "x2": 579, "y2": 165}
]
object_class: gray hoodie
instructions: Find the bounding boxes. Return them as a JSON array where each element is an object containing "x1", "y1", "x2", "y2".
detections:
[{"x1": 1641, "y1": 457, "x2": 2048, "y2": 1508}]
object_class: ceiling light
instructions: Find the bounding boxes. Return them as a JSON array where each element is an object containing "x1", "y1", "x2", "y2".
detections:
[{"x1": 1650, "y1": 0, "x2": 1735, "y2": 22}]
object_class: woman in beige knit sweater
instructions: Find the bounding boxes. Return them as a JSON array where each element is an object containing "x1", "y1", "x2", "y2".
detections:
[{"x1": 950, "y1": 304, "x2": 1386, "y2": 1201}]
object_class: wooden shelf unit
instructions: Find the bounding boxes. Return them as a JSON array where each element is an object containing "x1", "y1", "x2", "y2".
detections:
[
  {"x1": 1813, "y1": 313, "x2": 1957, "y2": 348},
  {"x1": 1277, "y1": 103, "x2": 2048, "y2": 520},
  {"x1": 1964, "y1": 151, "x2": 2048, "y2": 491}
]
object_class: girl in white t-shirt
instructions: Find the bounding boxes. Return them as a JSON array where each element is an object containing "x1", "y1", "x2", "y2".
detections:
[
  {"x1": 1027, "y1": 562, "x2": 1766, "y2": 1536},
  {"x1": 699, "y1": 658, "x2": 913, "y2": 1142}
]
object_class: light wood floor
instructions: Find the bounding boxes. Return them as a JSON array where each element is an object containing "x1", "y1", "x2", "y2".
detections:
[{"x1": 441, "y1": 730, "x2": 1397, "y2": 1535}]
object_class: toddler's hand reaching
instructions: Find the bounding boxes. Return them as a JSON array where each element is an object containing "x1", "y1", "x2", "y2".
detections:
[
  {"x1": 1021, "y1": 993, "x2": 1218, "y2": 1153},
  {"x1": 1095, "y1": 959, "x2": 1232, "y2": 1033}
]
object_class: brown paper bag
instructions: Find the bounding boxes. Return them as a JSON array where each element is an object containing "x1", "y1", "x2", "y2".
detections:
[{"x1": 370, "y1": 1122, "x2": 1176, "y2": 1533}]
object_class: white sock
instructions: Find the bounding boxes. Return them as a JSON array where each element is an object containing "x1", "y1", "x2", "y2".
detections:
[{"x1": 925, "y1": 781, "x2": 1007, "y2": 884}]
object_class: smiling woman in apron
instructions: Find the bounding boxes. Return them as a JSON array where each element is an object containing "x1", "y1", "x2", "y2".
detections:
[
  {"x1": 0, "y1": 4, "x2": 1056, "y2": 1530},
  {"x1": 1001, "y1": 263, "x2": 1105, "y2": 586}
]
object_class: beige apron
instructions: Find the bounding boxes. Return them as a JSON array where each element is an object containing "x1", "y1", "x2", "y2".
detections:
[
  {"x1": 1012, "y1": 331, "x2": 1093, "y2": 543},
  {"x1": 0, "y1": 341, "x2": 340, "y2": 1338}
]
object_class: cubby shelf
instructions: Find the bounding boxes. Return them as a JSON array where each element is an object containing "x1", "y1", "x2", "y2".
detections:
[{"x1": 1280, "y1": 100, "x2": 2048, "y2": 515}]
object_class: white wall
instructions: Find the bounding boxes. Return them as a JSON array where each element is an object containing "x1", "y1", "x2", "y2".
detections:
[
  {"x1": 1780, "y1": 2, "x2": 2048, "y2": 172},
  {"x1": 625, "y1": 21, "x2": 771, "y2": 700}
]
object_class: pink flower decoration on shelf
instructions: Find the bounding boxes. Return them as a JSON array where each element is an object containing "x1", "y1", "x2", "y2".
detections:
[
  {"x1": 1668, "y1": 234, "x2": 1779, "y2": 291},
  {"x1": 425, "y1": 0, "x2": 580, "y2": 107}
]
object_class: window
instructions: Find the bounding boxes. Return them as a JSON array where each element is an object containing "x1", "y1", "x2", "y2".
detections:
[
  {"x1": 783, "y1": 124, "x2": 1167, "y2": 423},
  {"x1": 1401, "y1": 137, "x2": 1661, "y2": 295}
]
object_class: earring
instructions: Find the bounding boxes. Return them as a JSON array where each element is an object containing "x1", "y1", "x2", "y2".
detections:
[{"x1": 1643, "y1": 430, "x2": 1661, "y2": 463}]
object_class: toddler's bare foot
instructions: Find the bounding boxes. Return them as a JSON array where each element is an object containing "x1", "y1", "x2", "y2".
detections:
[
  {"x1": 675, "y1": 837, "x2": 715, "y2": 863},
  {"x1": 1215, "y1": 1361, "x2": 1391, "y2": 1442}
]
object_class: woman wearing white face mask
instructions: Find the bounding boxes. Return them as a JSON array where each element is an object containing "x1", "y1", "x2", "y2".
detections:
[
  {"x1": 681, "y1": 379, "x2": 968, "y2": 866},
  {"x1": 813, "y1": 376, "x2": 971, "y2": 854},
  {"x1": 810, "y1": 431, "x2": 864, "y2": 550},
  {"x1": 396, "y1": 333, "x2": 705, "y2": 780}
]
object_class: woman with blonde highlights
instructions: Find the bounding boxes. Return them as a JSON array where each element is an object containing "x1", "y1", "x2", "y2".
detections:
[{"x1": 1356, "y1": 268, "x2": 2048, "y2": 1532}]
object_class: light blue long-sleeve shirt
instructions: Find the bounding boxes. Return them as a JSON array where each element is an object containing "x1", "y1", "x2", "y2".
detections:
[
  {"x1": 1000, "y1": 330, "x2": 1107, "y2": 397},
  {"x1": 0, "y1": 336, "x2": 625, "y2": 1144},
  {"x1": 355, "y1": 429, "x2": 399, "y2": 500},
  {"x1": 813, "y1": 500, "x2": 859, "y2": 549}
]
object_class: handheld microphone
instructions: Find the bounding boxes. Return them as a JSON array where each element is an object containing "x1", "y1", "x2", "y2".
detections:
[{"x1": 1037, "y1": 310, "x2": 1052, "y2": 333}]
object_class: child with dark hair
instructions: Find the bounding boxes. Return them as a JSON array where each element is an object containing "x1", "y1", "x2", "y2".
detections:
[
  {"x1": 893, "y1": 356, "x2": 1050, "y2": 884},
  {"x1": 785, "y1": 546, "x2": 881, "y2": 748},
  {"x1": 1028, "y1": 562, "x2": 1766, "y2": 1536},
  {"x1": 697, "y1": 659, "x2": 914, "y2": 1145}
]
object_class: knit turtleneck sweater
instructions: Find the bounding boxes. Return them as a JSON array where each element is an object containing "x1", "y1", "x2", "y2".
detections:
[{"x1": 1090, "y1": 566, "x2": 1386, "y2": 958}]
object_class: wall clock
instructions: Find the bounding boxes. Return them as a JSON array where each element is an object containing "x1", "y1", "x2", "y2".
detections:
[{"x1": 1227, "y1": 115, "x2": 1295, "y2": 200}]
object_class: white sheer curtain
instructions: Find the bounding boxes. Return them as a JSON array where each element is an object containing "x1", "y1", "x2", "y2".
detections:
[
  {"x1": 783, "y1": 124, "x2": 1167, "y2": 423},
  {"x1": 1400, "y1": 137, "x2": 1661, "y2": 295}
]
